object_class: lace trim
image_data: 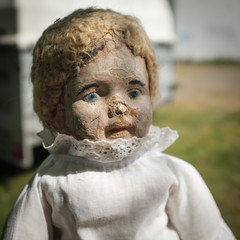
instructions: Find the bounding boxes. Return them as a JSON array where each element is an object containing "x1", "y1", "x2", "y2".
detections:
[{"x1": 38, "y1": 125, "x2": 178, "y2": 163}]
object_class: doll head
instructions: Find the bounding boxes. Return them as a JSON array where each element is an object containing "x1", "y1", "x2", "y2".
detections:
[{"x1": 31, "y1": 7, "x2": 159, "y2": 141}]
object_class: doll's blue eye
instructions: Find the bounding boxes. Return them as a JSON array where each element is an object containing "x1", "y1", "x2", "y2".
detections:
[
  {"x1": 85, "y1": 93, "x2": 99, "y2": 102},
  {"x1": 129, "y1": 89, "x2": 141, "y2": 99}
]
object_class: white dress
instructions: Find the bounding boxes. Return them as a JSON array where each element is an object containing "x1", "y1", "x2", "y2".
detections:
[{"x1": 1, "y1": 126, "x2": 236, "y2": 240}]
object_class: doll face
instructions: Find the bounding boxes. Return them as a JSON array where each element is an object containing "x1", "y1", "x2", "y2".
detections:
[{"x1": 60, "y1": 39, "x2": 152, "y2": 141}]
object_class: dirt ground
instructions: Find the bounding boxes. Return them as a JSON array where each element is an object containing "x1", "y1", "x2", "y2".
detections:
[{"x1": 173, "y1": 64, "x2": 240, "y2": 110}]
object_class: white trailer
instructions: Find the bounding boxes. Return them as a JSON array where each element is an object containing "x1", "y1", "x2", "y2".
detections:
[{"x1": 0, "y1": 44, "x2": 46, "y2": 169}]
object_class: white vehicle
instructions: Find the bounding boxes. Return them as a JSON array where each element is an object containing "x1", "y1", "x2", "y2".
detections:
[
  {"x1": 0, "y1": 0, "x2": 175, "y2": 168},
  {"x1": 0, "y1": 44, "x2": 47, "y2": 169}
]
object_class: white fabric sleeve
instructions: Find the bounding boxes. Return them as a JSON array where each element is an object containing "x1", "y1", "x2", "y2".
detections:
[
  {"x1": 166, "y1": 156, "x2": 236, "y2": 240},
  {"x1": 1, "y1": 158, "x2": 54, "y2": 240}
]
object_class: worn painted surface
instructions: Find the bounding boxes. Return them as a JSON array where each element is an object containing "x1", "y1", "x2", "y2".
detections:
[{"x1": 54, "y1": 37, "x2": 152, "y2": 141}]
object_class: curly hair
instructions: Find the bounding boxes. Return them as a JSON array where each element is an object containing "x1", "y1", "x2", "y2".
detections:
[{"x1": 31, "y1": 7, "x2": 159, "y2": 130}]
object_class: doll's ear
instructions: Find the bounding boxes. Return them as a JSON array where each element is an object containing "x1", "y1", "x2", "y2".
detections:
[{"x1": 51, "y1": 104, "x2": 64, "y2": 132}]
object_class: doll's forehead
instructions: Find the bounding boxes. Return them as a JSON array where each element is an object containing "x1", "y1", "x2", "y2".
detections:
[{"x1": 77, "y1": 39, "x2": 149, "y2": 82}]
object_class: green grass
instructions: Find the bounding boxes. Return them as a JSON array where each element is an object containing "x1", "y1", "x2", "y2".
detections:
[
  {"x1": 1, "y1": 106, "x2": 239, "y2": 238},
  {"x1": 0, "y1": 167, "x2": 35, "y2": 234},
  {"x1": 177, "y1": 58, "x2": 240, "y2": 66}
]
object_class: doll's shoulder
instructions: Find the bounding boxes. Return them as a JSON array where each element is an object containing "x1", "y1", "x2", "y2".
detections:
[
  {"x1": 147, "y1": 150, "x2": 203, "y2": 182},
  {"x1": 30, "y1": 154, "x2": 70, "y2": 185},
  {"x1": 160, "y1": 153, "x2": 198, "y2": 173},
  {"x1": 35, "y1": 154, "x2": 85, "y2": 179}
]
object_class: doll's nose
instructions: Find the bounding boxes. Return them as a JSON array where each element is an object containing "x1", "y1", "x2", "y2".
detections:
[
  {"x1": 108, "y1": 101, "x2": 128, "y2": 118},
  {"x1": 114, "y1": 103, "x2": 128, "y2": 115}
]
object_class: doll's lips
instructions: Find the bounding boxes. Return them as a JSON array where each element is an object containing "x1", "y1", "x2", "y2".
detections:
[
  {"x1": 108, "y1": 126, "x2": 130, "y2": 134},
  {"x1": 105, "y1": 123, "x2": 133, "y2": 139}
]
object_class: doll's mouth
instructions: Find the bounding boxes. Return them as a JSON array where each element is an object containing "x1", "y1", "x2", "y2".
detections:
[
  {"x1": 109, "y1": 127, "x2": 129, "y2": 134},
  {"x1": 105, "y1": 124, "x2": 133, "y2": 139}
]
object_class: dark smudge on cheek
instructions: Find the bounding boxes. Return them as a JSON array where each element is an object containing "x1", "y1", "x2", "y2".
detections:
[{"x1": 128, "y1": 107, "x2": 138, "y2": 118}]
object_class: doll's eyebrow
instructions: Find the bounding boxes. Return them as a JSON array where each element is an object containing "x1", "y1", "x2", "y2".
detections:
[
  {"x1": 77, "y1": 83, "x2": 99, "y2": 95},
  {"x1": 129, "y1": 80, "x2": 146, "y2": 87}
]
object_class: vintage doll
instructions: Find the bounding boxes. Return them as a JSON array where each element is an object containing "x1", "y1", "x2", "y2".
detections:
[{"x1": 2, "y1": 7, "x2": 236, "y2": 240}]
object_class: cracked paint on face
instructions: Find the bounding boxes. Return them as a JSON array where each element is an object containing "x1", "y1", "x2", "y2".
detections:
[{"x1": 56, "y1": 37, "x2": 152, "y2": 141}]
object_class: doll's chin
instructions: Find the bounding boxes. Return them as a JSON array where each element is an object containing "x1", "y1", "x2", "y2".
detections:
[{"x1": 64, "y1": 128, "x2": 137, "y2": 141}]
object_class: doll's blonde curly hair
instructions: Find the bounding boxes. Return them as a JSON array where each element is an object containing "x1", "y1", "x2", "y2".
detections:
[{"x1": 31, "y1": 7, "x2": 159, "y2": 130}]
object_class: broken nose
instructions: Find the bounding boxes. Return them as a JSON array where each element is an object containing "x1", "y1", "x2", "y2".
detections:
[
  {"x1": 108, "y1": 102, "x2": 128, "y2": 118},
  {"x1": 115, "y1": 103, "x2": 128, "y2": 115}
]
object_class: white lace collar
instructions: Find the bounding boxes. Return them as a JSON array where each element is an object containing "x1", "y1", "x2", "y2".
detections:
[{"x1": 38, "y1": 125, "x2": 178, "y2": 164}]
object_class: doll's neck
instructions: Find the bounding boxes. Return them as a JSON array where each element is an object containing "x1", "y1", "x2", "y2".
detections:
[{"x1": 38, "y1": 125, "x2": 178, "y2": 164}]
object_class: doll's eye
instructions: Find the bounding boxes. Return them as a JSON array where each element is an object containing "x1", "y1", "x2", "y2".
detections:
[
  {"x1": 84, "y1": 92, "x2": 99, "y2": 102},
  {"x1": 128, "y1": 89, "x2": 141, "y2": 99}
]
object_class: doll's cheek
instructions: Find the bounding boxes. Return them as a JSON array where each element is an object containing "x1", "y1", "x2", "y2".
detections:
[
  {"x1": 133, "y1": 104, "x2": 152, "y2": 137},
  {"x1": 81, "y1": 116, "x2": 105, "y2": 140},
  {"x1": 135, "y1": 112, "x2": 152, "y2": 137},
  {"x1": 71, "y1": 105, "x2": 106, "y2": 140}
]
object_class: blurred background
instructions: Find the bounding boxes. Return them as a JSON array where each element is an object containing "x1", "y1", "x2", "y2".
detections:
[{"x1": 0, "y1": 0, "x2": 239, "y2": 238}]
